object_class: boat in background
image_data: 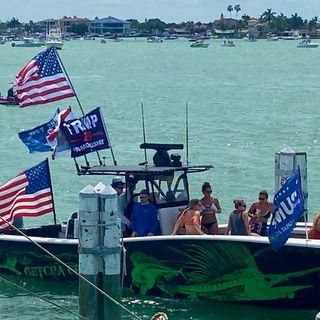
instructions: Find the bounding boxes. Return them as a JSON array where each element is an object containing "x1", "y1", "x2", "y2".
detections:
[
  {"x1": 11, "y1": 37, "x2": 44, "y2": 48},
  {"x1": 190, "y1": 40, "x2": 209, "y2": 48},
  {"x1": 222, "y1": 39, "x2": 235, "y2": 47},
  {"x1": 243, "y1": 33, "x2": 257, "y2": 42},
  {"x1": 266, "y1": 33, "x2": 279, "y2": 41},
  {"x1": 147, "y1": 36, "x2": 163, "y2": 43},
  {"x1": 297, "y1": 37, "x2": 319, "y2": 48},
  {"x1": 45, "y1": 23, "x2": 63, "y2": 50},
  {"x1": 0, "y1": 97, "x2": 18, "y2": 106}
]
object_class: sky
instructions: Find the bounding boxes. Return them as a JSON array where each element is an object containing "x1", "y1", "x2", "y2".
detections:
[{"x1": 1, "y1": 0, "x2": 320, "y2": 23}]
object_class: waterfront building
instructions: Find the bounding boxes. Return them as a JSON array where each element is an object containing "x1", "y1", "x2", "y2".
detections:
[
  {"x1": 39, "y1": 17, "x2": 89, "y2": 34},
  {"x1": 88, "y1": 16, "x2": 131, "y2": 35}
]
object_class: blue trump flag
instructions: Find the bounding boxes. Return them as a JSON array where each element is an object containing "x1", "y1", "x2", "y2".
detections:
[
  {"x1": 18, "y1": 108, "x2": 60, "y2": 153},
  {"x1": 268, "y1": 169, "x2": 305, "y2": 250},
  {"x1": 61, "y1": 107, "x2": 111, "y2": 158}
]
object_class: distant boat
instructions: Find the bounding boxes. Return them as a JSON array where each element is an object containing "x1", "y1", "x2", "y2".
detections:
[
  {"x1": 266, "y1": 34, "x2": 279, "y2": 41},
  {"x1": 297, "y1": 38, "x2": 319, "y2": 48},
  {"x1": 222, "y1": 39, "x2": 235, "y2": 47},
  {"x1": 45, "y1": 23, "x2": 64, "y2": 50},
  {"x1": 243, "y1": 33, "x2": 257, "y2": 42},
  {"x1": 147, "y1": 36, "x2": 163, "y2": 43},
  {"x1": 0, "y1": 96, "x2": 18, "y2": 106},
  {"x1": 190, "y1": 40, "x2": 209, "y2": 48},
  {"x1": 11, "y1": 37, "x2": 44, "y2": 48}
]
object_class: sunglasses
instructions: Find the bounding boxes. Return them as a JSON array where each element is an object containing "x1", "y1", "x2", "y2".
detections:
[
  {"x1": 205, "y1": 190, "x2": 212, "y2": 193},
  {"x1": 258, "y1": 197, "x2": 266, "y2": 201}
]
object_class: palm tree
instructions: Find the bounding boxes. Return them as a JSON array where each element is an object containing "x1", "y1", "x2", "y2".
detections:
[
  {"x1": 234, "y1": 5, "x2": 241, "y2": 20},
  {"x1": 261, "y1": 8, "x2": 276, "y2": 26},
  {"x1": 227, "y1": 5, "x2": 233, "y2": 19}
]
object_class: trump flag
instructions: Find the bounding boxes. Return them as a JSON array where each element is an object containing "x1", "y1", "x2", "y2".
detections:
[
  {"x1": 61, "y1": 107, "x2": 111, "y2": 158},
  {"x1": 0, "y1": 159, "x2": 54, "y2": 230},
  {"x1": 13, "y1": 47, "x2": 75, "y2": 108},
  {"x1": 18, "y1": 108, "x2": 60, "y2": 153},
  {"x1": 268, "y1": 169, "x2": 305, "y2": 250}
]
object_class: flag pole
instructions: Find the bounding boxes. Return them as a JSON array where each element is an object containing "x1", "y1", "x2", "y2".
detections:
[
  {"x1": 141, "y1": 100, "x2": 148, "y2": 166},
  {"x1": 54, "y1": 47, "x2": 102, "y2": 166},
  {"x1": 46, "y1": 158, "x2": 57, "y2": 225},
  {"x1": 185, "y1": 101, "x2": 189, "y2": 165},
  {"x1": 54, "y1": 47, "x2": 85, "y2": 116}
]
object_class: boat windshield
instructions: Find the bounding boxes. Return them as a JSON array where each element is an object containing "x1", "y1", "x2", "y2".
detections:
[{"x1": 126, "y1": 171, "x2": 189, "y2": 208}]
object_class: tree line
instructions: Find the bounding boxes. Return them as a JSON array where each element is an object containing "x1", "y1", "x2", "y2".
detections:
[{"x1": 1, "y1": 7, "x2": 319, "y2": 36}]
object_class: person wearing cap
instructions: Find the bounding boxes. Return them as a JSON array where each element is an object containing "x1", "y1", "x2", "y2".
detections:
[
  {"x1": 131, "y1": 189, "x2": 159, "y2": 237},
  {"x1": 111, "y1": 176, "x2": 131, "y2": 234}
]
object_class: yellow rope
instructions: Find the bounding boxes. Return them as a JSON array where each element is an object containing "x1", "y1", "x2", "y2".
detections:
[
  {"x1": 0, "y1": 217, "x2": 142, "y2": 320},
  {"x1": 0, "y1": 275, "x2": 88, "y2": 319}
]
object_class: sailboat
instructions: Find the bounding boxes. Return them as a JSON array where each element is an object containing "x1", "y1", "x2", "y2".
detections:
[{"x1": 45, "y1": 22, "x2": 64, "y2": 50}]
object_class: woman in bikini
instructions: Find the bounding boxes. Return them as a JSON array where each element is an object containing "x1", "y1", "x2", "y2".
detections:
[
  {"x1": 171, "y1": 199, "x2": 204, "y2": 235},
  {"x1": 248, "y1": 190, "x2": 274, "y2": 236},
  {"x1": 199, "y1": 182, "x2": 222, "y2": 235}
]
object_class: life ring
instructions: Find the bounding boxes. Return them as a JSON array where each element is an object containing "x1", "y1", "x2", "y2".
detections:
[{"x1": 11, "y1": 42, "x2": 15, "y2": 47}]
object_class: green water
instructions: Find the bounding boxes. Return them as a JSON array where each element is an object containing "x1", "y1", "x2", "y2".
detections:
[{"x1": 0, "y1": 38, "x2": 319, "y2": 318}]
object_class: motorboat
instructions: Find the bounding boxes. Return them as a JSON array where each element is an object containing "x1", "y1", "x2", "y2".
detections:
[
  {"x1": 45, "y1": 24, "x2": 64, "y2": 50},
  {"x1": 0, "y1": 140, "x2": 319, "y2": 307},
  {"x1": 11, "y1": 37, "x2": 44, "y2": 48},
  {"x1": 0, "y1": 96, "x2": 18, "y2": 106},
  {"x1": 147, "y1": 36, "x2": 163, "y2": 43},
  {"x1": 190, "y1": 40, "x2": 209, "y2": 48},
  {"x1": 243, "y1": 33, "x2": 257, "y2": 42},
  {"x1": 266, "y1": 34, "x2": 279, "y2": 41},
  {"x1": 297, "y1": 38, "x2": 319, "y2": 48},
  {"x1": 222, "y1": 39, "x2": 235, "y2": 47}
]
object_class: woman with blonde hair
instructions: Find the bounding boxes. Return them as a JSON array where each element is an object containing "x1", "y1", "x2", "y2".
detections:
[
  {"x1": 308, "y1": 213, "x2": 320, "y2": 240},
  {"x1": 172, "y1": 199, "x2": 204, "y2": 235}
]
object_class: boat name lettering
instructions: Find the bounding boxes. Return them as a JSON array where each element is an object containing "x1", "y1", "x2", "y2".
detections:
[
  {"x1": 63, "y1": 114, "x2": 98, "y2": 135},
  {"x1": 271, "y1": 191, "x2": 300, "y2": 226},
  {"x1": 24, "y1": 264, "x2": 78, "y2": 278}
]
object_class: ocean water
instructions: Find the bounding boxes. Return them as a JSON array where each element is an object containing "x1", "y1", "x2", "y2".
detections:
[{"x1": 0, "y1": 38, "x2": 319, "y2": 319}]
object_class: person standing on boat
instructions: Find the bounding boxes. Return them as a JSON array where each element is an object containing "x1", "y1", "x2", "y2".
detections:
[
  {"x1": 308, "y1": 213, "x2": 320, "y2": 239},
  {"x1": 172, "y1": 199, "x2": 204, "y2": 235},
  {"x1": 225, "y1": 199, "x2": 251, "y2": 235},
  {"x1": 199, "y1": 182, "x2": 221, "y2": 235},
  {"x1": 111, "y1": 176, "x2": 131, "y2": 235},
  {"x1": 131, "y1": 189, "x2": 159, "y2": 237},
  {"x1": 248, "y1": 190, "x2": 274, "y2": 236}
]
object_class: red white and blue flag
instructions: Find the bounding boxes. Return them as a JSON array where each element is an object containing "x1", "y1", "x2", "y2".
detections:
[
  {"x1": 13, "y1": 46, "x2": 75, "y2": 108},
  {"x1": 46, "y1": 106, "x2": 75, "y2": 159},
  {"x1": 0, "y1": 159, "x2": 54, "y2": 230}
]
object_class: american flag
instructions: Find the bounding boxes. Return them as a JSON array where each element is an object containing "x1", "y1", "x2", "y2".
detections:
[
  {"x1": 0, "y1": 159, "x2": 54, "y2": 230},
  {"x1": 13, "y1": 46, "x2": 75, "y2": 108}
]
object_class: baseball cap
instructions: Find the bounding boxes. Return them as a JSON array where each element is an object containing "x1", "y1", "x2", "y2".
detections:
[{"x1": 111, "y1": 176, "x2": 125, "y2": 188}]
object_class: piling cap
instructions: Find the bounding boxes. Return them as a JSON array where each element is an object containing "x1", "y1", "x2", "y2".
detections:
[{"x1": 111, "y1": 176, "x2": 125, "y2": 188}]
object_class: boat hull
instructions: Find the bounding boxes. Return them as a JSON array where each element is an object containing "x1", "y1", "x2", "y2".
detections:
[
  {"x1": 0, "y1": 98, "x2": 18, "y2": 106},
  {"x1": 0, "y1": 233, "x2": 319, "y2": 306}
]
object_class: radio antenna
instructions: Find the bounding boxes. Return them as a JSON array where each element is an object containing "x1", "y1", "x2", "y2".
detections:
[
  {"x1": 141, "y1": 100, "x2": 148, "y2": 166},
  {"x1": 185, "y1": 101, "x2": 189, "y2": 165}
]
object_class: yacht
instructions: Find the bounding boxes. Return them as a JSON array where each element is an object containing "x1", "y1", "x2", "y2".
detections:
[{"x1": 45, "y1": 23, "x2": 64, "y2": 50}]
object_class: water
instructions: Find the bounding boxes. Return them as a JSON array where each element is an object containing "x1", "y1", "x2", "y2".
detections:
[{"x1": 0, "y1": 38, "x2": 319, "y2": 318}]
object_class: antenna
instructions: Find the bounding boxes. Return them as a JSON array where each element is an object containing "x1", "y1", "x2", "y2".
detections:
[
  {"x1": 185, "y1": 101, "x2": 189, "y2": 165},
  {"x1": 141, "y1": 100, "x2": 148, "y2": 166}
]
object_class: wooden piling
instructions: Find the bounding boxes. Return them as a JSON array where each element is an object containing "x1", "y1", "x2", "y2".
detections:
[
  {"x1": 99, "y1": 184, "x2": 122, "y2": 319},
  {"x1": 78, "y1": 184, "x2": 102, "y2": 320}
]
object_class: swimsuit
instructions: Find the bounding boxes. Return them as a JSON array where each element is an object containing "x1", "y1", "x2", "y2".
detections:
[{"x1": 199, "y1": 201, "x2": 218, "y2": 229}]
